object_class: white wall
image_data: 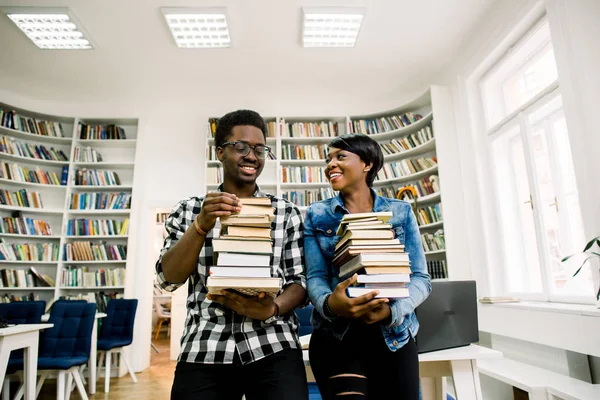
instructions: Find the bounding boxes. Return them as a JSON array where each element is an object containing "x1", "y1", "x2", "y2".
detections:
[{"x1": 0, "y1": 84, "x2": 431, "y2": 371}]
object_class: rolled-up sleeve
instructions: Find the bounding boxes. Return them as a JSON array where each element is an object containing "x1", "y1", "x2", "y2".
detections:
[
  {"x1": 281, "y1": 205, "x2": 306, "y2": 291},
  {"x1": 155, "y1": 200, "x2": 189, "y2": 292},
  {"x1": 388, "y1": 204, "x2": 432, "y2": 327}
]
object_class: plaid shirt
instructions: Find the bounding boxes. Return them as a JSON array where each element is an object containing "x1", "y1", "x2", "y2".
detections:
[{"x1": 155, "y1": 185, "x2": 306, "y2": 365}]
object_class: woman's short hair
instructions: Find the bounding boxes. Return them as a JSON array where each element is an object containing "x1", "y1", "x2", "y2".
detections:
[{"x1": 328, "y1": 134, "x2": 383, "y2": 187}]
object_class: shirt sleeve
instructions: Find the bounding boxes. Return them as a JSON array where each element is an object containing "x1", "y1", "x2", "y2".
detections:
[
  {"x1": 281, "y1": 204, "x2": 306, "y2": 291},
  {"x1": 304, "y1": 206, "x2": 336, "y2": 321},
  {"x1": 387, "y1": 203, "x2": 432, "y2": 327},
  {"x1": 154, "y1": 199, "x2": 191, "y2": 292}
]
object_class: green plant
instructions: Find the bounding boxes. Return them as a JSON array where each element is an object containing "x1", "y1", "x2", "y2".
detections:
[{"x1": 562, "y1": 236, "x2": 600, "y2": 299}]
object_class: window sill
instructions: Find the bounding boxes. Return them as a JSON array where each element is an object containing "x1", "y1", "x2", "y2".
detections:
[{"x1": 479, "y1": 300, "x2": 600, "y2": 318}]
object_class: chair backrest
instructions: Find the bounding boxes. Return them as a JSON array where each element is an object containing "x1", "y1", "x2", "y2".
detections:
[
  {"x1": 295, "y1": 303, "x2": 314, "y2": 337},
  {"x1": 39, "y1": 302, "x2": 96, "y2": 359},
  {"x1": 0, "y1": 301, "x2": 46, "y2": 324},
  {"x1": 153, "y1": 298, "x2": 171, "y2": 319},
  {"x1": 99, "y1": 299, "x2": 138, "y2": 345}
]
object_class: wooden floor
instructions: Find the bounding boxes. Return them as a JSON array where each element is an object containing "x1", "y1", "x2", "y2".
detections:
[{"x1": 32, "y1": 337, "x2": 176, "y2": 399}]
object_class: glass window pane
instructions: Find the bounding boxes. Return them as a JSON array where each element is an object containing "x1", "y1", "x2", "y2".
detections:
[
  {"x1": 480, "y1": 21, "x2": 558, "y2": 128},
  {"x1": 491, "y1": 125, "x2": 543, "y2": 293},
  {"x1": 526, "y1": 100, "x2": 591, "y2": 296}
]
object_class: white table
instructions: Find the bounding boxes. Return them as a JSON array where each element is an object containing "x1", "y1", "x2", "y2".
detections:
[
  {"x1": 0, "y1": 324, "x2": 53, "y2": 400},
  {"x1": 418, "y1": 344, "x2": 502, "y2": 400},
  {"x1": 42, "y1": 311, "x2": 106, "y2": 394},
  {"x1": 302, "y1": 337, "x2": 502, "y2": 400}
]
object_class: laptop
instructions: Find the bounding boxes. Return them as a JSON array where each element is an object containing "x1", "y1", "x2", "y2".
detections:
[{"x1": 414, "y1": 280, "x2": 479, "y2": 353}]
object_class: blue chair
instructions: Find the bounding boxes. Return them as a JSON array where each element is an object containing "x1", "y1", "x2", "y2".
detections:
[
  {"x1": 0, "y1": 301, "x2": 45, "y2": 399},
  {"x1": 96, "y1": 298, "x2": 138, "y2": 393},
  {"x1": 12, "y1": 301, "x2": 96, "y2": 400},
  {"x1": 295, "y1": 304, "x2": 322, "y2": 400}
]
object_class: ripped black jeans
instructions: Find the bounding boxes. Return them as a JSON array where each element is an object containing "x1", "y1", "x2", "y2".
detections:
[{"x1": 309, "y1": 322, "x2": 419, "y2": 400}]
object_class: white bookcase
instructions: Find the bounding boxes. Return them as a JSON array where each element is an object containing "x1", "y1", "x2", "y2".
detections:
[
  {"x1": 0, "y1": 101, "x2": 138, "y2": 304},
  {"x1": 203, "y1": 89, "x2": 447, "y2": 279}
]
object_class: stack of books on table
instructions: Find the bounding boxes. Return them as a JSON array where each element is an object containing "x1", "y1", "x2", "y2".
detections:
[
  {"x1": 334, "y1": 212, "x2": 411, "y2": 298},
  {"x1": 206, "y1": 197, "x2": 281, "y2": 298}
]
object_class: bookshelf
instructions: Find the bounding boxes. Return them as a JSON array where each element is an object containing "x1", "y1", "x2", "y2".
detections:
[
  {"x1": 203, "y1": 89, "x2": 447, "y2": 279},
  {"x1": 0, "y1": 102, "x2": 138, "y2": 304}
]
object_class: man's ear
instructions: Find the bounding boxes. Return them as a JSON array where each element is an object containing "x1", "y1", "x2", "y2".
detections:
[{"x1": 216, "y1": 146, "x2": 224, "y2": 162}]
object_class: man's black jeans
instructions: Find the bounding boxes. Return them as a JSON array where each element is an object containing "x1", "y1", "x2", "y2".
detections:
[{"x1": 171, "y1": 348, "x2": 308, "y2": 400}]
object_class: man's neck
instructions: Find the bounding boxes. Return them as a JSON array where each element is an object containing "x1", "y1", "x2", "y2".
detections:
[{"x1": 222, "y1": 181, "x2": 257, "y2": 198}]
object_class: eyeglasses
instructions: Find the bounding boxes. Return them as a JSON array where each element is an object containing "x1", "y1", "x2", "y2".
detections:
[{"x1": 220, "y1": 141, "x2": 271, "y2": 160}]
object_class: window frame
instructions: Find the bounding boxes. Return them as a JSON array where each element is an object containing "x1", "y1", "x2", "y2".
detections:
[{"x1": 476, "y1": 18, "x2": 595, "y2": 304}]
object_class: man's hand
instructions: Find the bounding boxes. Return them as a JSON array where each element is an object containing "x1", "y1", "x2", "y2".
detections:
[
  {"x1": 327, "y1": 274, "x2": 389, "y2": 319},
  {"x1": 359, "y1": 303, "x2": 392, "y2": 325},
  {"x1": 207, "y1": 290, "x2": 276, "y2": 321},
  {"x1": 197, "y1": 192, "x2": 242, "y2": 232}
]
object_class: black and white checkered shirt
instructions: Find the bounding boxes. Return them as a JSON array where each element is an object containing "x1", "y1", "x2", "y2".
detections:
[{"x1": 155, "y1": 185, "x2": 306, "y2": 365}]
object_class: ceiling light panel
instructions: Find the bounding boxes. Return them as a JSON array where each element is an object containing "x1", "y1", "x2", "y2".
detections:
[
  {"x1": 2, "y1": 8, "x2": 92, "y2": 50},
  {"x1": 302, "y1": 7, "x2": 365, "y2": 48},
  {"x1": 162, "y1": 8, "x2": 230, "y2": 48}
]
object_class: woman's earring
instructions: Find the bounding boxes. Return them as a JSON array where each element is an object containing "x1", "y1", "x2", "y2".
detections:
[{"x1": 363, "y1": 168, "x2": 370, "y2": 172}]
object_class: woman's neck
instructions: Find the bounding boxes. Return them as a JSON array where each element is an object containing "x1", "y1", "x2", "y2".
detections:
[{"x1": 341, "y1": 186, "x2": 374, "y2": 214}]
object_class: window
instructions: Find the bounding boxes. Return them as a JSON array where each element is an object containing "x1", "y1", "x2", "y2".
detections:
[{"x1": 479, "y1": 19, "x2": 592, "y2": 302}]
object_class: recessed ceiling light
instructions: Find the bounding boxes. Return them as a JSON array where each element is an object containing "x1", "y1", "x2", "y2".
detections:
[
  {"x1": 302, "y1": 7, "x2": 365, "y2": 48},
  {"x1": 1, "y1": 7, "x2": 92, "y2": 50},
  {"x1": 161, "y1": 8, "x2": 231, "y2": 48}
]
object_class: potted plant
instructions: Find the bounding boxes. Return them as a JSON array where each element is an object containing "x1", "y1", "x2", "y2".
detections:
[{"x1": 562, "y1": 236, "x2": 600, "y2": 306}]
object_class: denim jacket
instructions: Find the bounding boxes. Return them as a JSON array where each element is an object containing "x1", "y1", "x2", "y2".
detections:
[{"x1": 305, "y1": 189, "x2": 431, "y2": 351}]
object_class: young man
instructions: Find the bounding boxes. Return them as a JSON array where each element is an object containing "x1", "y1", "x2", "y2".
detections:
[{"x1": 155, "y1": 109, "x2": 308, "y2": 400}]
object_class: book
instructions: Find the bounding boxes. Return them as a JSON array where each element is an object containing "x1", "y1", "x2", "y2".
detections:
[
  {"x1": 236, "y1": 204, "x2": 275, "y2": 217},
  {"x1": 478, "y1": 297, "x2": 520, "y2": 304},
  {"x1": 209, "y1": 266, "x2": 271, "y2": 278},
  {"x1": 333, "y1": 245, "x2": 406, "y2": 265},
  {"x1": 218, "y1": 235, "x2": 272, "y2": 242},
  {"x1": 217, "y1": 252, "x2": 271, "y2": 267},
  {"x1": 238, "y1": 197, "x2": 271, "y2": 206},
  {"x1": 334, "y1": 229, "x2": 394, "y2": 251},
  {"x1": 338, "y1": 253, "x2": 410, "y2": 277},
  {"x1": 212, "y1": 238, "x2": 273, "y2": 255},
  {"x1": 207, "y1": 276, "x2": 281, "y2": 298},
  {"x1": 29, "y1": 266, "x2": 54, "y2": 287},
  {"x1": 220, "y1": 215, "x2": 272, "y2": 228},
  {"x1": 336, "y1": 239, "x2": 400, "y2": 252},
  {"x1": 347, "y1": 286, "x2": 409, "y2": 298},
  {"x1": 363, "y1": 266, "x2": 412, "y2": 275},
  {"x1": 225, "y1": 226, "x2": 271, "y2": 239},
  {"x1": 356, "y1": 273, "x2": 410, "y2": 284},
  {"x1": 335, "y1": 212, "x2": 393, "y2": 234}
]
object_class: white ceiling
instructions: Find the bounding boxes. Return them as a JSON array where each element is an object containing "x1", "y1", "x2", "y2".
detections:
[{"x1": 0, "y1": 0, "x2": 497, "y2": 106}]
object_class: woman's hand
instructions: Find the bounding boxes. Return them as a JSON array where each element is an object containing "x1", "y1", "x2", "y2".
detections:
[
  {"x1": 327, "y1": 274, "x2": 389, "y2": 319},
  {"x1": 359, "y1": 303, "x2": 392, "y2": 325}
]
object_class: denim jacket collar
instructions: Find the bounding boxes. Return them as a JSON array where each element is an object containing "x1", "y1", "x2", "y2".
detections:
[{"x1": 330, "y1": 188, "x2": 392, "y2": 214}]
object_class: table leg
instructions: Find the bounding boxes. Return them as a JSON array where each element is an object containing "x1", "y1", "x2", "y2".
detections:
[
  {"x1": 0, "y1": 340, "x2": 10, "y2": 394},
  {"x1": 23, "y1": 333, "x2": 39, "y2": 400},
  {"x1": 89, "y1": 318, "x2": 98, "y2": 394},
  {"x1": 450, "y1": 359, "x2": 482, "y2": 400}
]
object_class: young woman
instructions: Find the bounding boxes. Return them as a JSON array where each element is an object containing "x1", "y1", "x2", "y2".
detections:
[{"x1": 304, "y1": 134, "x2": 431, "y2": 399}]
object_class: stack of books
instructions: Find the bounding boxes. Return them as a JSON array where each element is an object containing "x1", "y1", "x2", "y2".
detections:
[
  {"x1": 206, "y1": 197, "x2": 281, "y2": 298},
  {"x1": 334, "y1": 212, "x2": 411, "y2": 298}
]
